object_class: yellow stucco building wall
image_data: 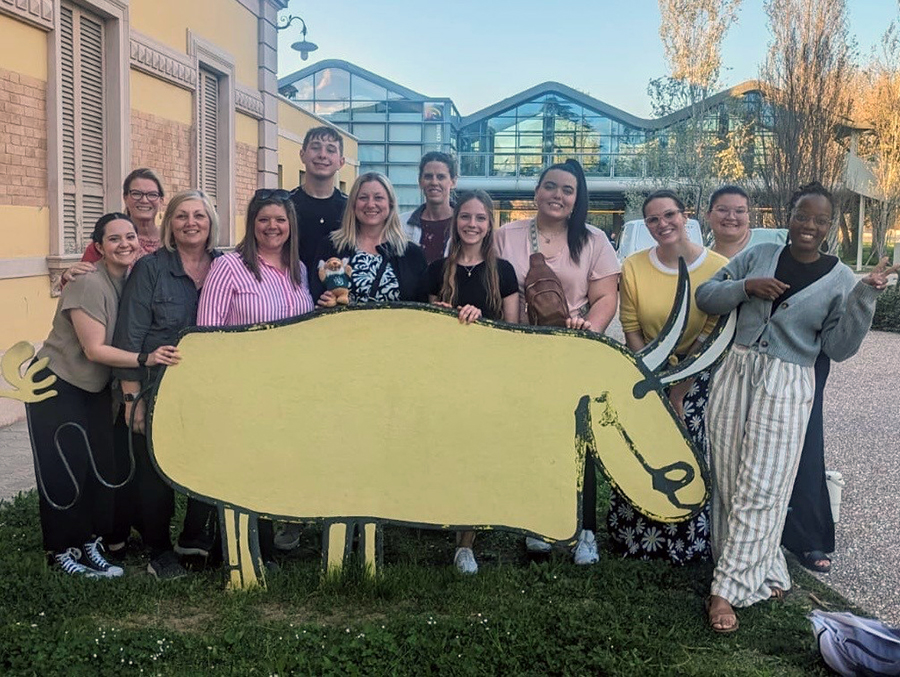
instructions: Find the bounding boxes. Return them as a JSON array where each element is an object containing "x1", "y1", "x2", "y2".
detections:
[
  {"x1": 278, "y1": 98, "x2": 358, "y2": 193},
  {"x1": 0, "y1": 1, "x2": 357, "y2": 350}
]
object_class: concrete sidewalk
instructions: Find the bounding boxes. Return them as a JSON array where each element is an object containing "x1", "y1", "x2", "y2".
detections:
[{"x1": 1, "y1": 330, "x2": 897, "y2": 626}]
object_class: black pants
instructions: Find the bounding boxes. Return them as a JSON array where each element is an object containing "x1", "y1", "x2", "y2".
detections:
[
  {"x1": 112, "y1": 409, "x2": 215, "y2": 557},
  {"x1": 25, "y1": 370, "x2": 116, "y2": 553},
  {"x1": 583, "y1": 450, "x2": 597, "y2": 532},
  {"x1": 782, "y1": 353, "x2": 835, "y2": 555}
]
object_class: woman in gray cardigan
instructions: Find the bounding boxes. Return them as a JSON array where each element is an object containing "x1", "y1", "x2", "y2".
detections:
[{"x1": 695, "y1": 182, "x2": 898, "y2": 633}]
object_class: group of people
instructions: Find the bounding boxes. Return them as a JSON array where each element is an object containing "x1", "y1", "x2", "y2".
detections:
[{"x1": 26, "y1": 126, "x2": 897, "y2": 635}]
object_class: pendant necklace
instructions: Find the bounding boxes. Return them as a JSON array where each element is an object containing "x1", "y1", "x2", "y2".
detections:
[{"x1": 460, "y1": 263, "x2": 479, "y2": 278}]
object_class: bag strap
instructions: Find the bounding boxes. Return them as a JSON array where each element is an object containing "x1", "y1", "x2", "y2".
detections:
[{"x1": 528, "y1": 219, "x2": 541, "y2": 255}]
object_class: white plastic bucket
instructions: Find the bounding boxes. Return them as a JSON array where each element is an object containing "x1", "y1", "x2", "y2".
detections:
[{"x1": 825, "y1": 470, "x2": 845, "y2": 524}]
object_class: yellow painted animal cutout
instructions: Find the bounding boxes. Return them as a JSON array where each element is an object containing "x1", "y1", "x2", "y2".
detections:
[
  {"x1": 0, "y1": 342, "x2": 57, "y2": 403},
  {"x1": 148, "y1": 262, "x2": 735, "y2": 589}
]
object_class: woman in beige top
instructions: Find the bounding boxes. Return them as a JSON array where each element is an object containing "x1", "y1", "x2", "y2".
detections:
[
  {"x1": 495, "y1": 158, "x2": 620, "y2": 566},
  {"x1": 26, "y1": 213, "x2": 179, "y2": 579}
]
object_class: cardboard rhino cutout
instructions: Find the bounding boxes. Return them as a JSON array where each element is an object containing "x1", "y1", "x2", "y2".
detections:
[
  {"x1": 1, "y1": 262, "x2": 735, "y2": 590},
  {"x1": 149, "y1": 263, "x2": 734, "y2": 589}
]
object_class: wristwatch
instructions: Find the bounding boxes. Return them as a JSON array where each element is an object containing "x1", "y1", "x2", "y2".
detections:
[
  {"x1": 123, "y1": 392, "x2": 137, "y2": 403},
  {"x1": 137, "y1": 352, "x2": 148, "y2": 367}
]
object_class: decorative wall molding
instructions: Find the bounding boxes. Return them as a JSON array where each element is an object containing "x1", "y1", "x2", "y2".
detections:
[
  {"x1": 0, "y1": 257, "x2": 49, "y2": 280},
  {"x1": 130, "y1": 31, "x2": 196, "y2": 91},
  {"x1": 236, "y1": 84, "x2": 264, "y2": 119},
  {"x1": 0, "y1": 0, "x2": 54, "y2": 31}
]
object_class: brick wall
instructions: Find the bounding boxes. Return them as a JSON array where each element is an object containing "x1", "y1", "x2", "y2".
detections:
[
  {"x1": 130, "y1": 110, "x2": 192, "y2": 195},
  {"x1": 235, "y1": 141, "x2": 257, "y2": 221},
  {"x1": 0, "y1": 68, "x2": 46, "y2": 208}
]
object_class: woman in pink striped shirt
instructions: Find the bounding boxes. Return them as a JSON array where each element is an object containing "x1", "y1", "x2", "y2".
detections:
[
  {"x1": 198, "y1": 189, "x2": 314, "y2": 327},
  {"x1": 197, "y1": 189, "x2": 313, "y2": 569}
]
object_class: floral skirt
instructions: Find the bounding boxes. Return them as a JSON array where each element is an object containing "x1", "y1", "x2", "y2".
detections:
[{"x1": 606, "y1": 371, "x2": 711, "y2": 565}]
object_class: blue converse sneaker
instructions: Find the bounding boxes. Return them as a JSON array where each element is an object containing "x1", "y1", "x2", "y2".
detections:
[{"x1": 83, "y1": 538, "x2": 124, "y2": 578}]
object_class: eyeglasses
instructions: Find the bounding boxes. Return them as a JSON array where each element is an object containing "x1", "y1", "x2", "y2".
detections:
[
  {"x1": 645, "y1": 210, "x2": 683, "y2": 227},
  {"x1": 791, "y1": 212, "x2": 831, "y2": 227},
  {"x1": 127, "y1": 190, "x2": 161, "y2": 202},
  {"x1": 252, "y1": 189, "x2": 292, "y2": 203},
  {"x1": 713, "y1": 207, "x2": 749, "y2": 217}
]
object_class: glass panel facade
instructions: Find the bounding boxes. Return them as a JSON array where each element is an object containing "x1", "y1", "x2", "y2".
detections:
[
  {"x1": 282, "y1": 67, "x2": 458, "y2": 211},
  {"x1": 457, "y1": 91, "x2": 650, "y2": 178}
]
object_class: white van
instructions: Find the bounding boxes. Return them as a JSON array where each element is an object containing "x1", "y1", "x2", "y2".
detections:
[{"x1": 616, "y1": 218, "x2": 704, "y2": 262}]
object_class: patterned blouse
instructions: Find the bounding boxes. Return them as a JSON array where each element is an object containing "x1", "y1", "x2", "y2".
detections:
[{"x1": 348, "y1": 250, "x2": 400, "y2": 303}]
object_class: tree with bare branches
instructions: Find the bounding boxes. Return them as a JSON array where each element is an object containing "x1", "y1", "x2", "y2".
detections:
[
  {"x1": 856, "y1": 23, "x2": 900, "y2": 262},
  {"x1": 757, "y1": 0, "x2": 856, "y2": 232},
  {"x1": 648, "y1": 0, "x2": 745, "y2": 218}
]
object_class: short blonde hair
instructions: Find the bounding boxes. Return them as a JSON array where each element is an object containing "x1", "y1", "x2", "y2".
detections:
[
  {"x1": 160, "y1": 190, "x2": 219, "y2": 253},
  {"x1": 332, "y1": 173, "x2": 408, "y2": 254}
]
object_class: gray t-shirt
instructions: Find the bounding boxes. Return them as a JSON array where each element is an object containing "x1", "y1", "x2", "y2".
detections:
[{"x1": 37, "y1": 262, "x2": 124, "y2": 392}]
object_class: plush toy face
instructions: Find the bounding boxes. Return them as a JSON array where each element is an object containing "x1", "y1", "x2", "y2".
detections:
[{"x1": 324, "y1": 258, "x2": 344, "y2": 273}]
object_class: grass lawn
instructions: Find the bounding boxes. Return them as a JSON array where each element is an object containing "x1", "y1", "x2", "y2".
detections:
[{"x1": 0, "y1": 488, "x2": 849, "y2": 676}]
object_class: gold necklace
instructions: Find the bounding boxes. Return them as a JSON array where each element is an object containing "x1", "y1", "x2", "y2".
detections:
[{"x1": 459, "y1": 263, "x2": 479, "y2": 277}]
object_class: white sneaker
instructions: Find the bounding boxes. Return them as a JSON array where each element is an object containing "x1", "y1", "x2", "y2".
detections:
[
  {"x1": 453, "y1": 547, "x2": 478, "y2": 574},
  {"x1": 274, "y1": 523, "x2": 301, "y2": 551},
  {"x1": 572, "y1": 529, "x2": 599, "y2": 565},
  {"x1": 525, "y1": 536, "x2": 552, "y2": 553}
]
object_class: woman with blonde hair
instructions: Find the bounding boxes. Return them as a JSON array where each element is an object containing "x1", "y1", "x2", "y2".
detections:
[
  {"x1": 112, "y1": 189, "x2": 222, "y2": 580},
  {"x1": 310, "y1": 172, "x2": 426, "y2": 304}
]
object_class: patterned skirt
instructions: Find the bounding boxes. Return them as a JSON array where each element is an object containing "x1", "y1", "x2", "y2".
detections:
[{"x1": 606, "y1": 370, "x2": 711, "y2": 565}]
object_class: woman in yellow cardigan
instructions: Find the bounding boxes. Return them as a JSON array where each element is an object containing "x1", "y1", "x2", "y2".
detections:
[{"x1": 608, "y1": 190, "x2": 727, "y2": 563}]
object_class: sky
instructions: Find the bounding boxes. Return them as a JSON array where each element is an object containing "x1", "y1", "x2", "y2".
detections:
[{"x1": 276, "y1": 1, "x2": 899, "y2": 120}]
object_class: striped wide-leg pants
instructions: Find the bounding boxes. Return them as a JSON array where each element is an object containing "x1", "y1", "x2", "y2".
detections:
[{"x1": 706, "y1": 345, "x2": 814, "y2": 608}]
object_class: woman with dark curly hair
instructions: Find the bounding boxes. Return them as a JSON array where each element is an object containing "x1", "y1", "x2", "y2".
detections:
[{"x1": 696, "y1": 182, "x2": 898, "y2": 633}]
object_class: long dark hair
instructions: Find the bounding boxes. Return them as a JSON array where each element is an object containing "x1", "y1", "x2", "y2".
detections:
[
  {"x1": 441, "y1": 190, "x2": 502, "y2": 318},
  {"x1": 237, "y1": 190, "x2": 304, "y2": 287},
  {"x1": 536, "y1": 158, "x2": 589, "y2": 264}
]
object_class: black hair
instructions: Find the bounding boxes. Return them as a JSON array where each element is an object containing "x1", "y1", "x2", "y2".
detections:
[
  {"x1": 237, "y1": 191, "x2": 305, "y2": 287},
  {"x1": 91, "y1": 212, "x2": 134, "y2": 244},
  {"x1": 536, "y1": 158, "x2": 589, "y2": 264},
  {"x1": 642, "y1": 189, "x2": 685, "y2": 217},
  {"x1": 788, "y1": 181, "x2": 833, "y2": 213},
  {"x1": 708, "y1": 185, "x2": 750, "y2": 212},
  {"x1": 418, "y1": 151, "x2": 457, "y2": 180}
]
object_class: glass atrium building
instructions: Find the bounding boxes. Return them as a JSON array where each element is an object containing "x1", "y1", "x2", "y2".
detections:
[{"x1": 278, "y1": 61, "x2": 790, "y2": 234}]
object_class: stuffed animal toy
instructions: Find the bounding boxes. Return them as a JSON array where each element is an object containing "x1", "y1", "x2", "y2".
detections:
[{"x1": 318, "y1": 257, "x2": 352, "y2": 306}]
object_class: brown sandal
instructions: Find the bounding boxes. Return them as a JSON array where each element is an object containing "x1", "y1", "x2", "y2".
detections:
[
  {"x1": 770, "y1": 587, "x2": 786, "y2": 601},
  {"x1": 706, "y1": 595, "x2": 739, "y2": 634}
]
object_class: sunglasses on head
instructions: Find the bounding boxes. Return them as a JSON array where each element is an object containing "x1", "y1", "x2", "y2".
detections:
[{"x1": 251, "y1": 189, "x2": 291, "y2": 203}]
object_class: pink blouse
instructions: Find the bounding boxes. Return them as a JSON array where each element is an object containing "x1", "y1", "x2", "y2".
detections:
[
  {"x1": 495, "y1": 219, "x2": 620, "y2": 323},
  {"x1": 197, "y1": 252, "x2": 314, "y2": 327}
]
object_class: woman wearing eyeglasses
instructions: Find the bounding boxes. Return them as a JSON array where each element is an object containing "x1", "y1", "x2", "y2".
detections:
[
  {"x1": 608, "y1": 190, "x2": 728, "y2": 564},
  {"x1": 62, "y1": 169, "x2": 165, "y2": 283},
  {"x1": 708, "y1": 186, "x2": 836, "y2": 577},
  {"x1": 696, "y1": 182, "x2": 897, "y2": 633}
]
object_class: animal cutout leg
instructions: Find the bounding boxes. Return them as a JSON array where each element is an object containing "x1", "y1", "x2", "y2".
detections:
[
  {"x1": 220, "y1": 507, "x2": 264, "y2": 590},
  {"x1": 324, "y1": 522, "x2": 348, "y2": 575},
  {"x1": 358, "y1": 521, "x2": 380, "y2": 577}
]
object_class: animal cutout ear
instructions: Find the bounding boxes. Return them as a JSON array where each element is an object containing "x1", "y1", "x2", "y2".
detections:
[{"x1": 0, "y1": 341, "x2": 58, "y2": 403}]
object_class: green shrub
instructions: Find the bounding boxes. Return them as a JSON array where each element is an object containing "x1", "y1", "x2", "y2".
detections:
[{"x1": 873, "y1": 285, "x2": 900, "y2": 332}]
